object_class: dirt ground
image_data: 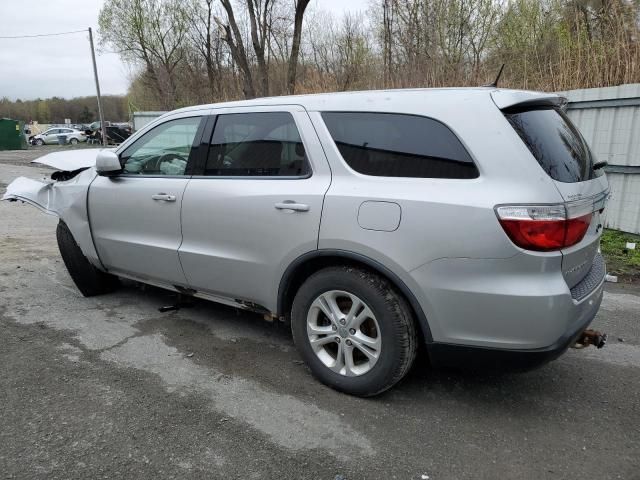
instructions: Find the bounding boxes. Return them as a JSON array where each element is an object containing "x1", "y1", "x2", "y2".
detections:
[{"x1": 1, "y1": 150, "x2": 638, "y2": 479}]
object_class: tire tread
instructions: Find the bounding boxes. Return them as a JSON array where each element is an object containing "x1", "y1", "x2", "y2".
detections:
[{"x1": 56, "y1": 221, "x2": 118, "y2": 297}]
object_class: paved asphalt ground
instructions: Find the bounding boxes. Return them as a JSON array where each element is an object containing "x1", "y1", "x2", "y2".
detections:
[{"x1": 1, "y1": 148, "x2": 639, "y2": 479}]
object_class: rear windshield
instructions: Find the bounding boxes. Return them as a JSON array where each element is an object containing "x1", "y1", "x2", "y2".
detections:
[{"x1": 504, "y1": 106, "x2": 600, "y2": 183}]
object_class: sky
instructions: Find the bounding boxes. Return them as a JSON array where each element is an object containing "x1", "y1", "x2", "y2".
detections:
[{"x1": 0, "y1": 0, "x2": 369, "y2": 101}]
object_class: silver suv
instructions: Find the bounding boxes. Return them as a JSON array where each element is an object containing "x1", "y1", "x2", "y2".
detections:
[{"x1": 3, "y1": 88, "x2": 609, "y2": 396}]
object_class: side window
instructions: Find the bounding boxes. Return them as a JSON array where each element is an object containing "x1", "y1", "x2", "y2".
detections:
[
  {"x1": 204, "y1": 112, "x2": 309, "y2": 177},
  {"x1": 120, "y1": 116, "x2": 202, "y2": 176},
  {"x1": 321, "y1": 112, "x2": 478, "y2": 179}
]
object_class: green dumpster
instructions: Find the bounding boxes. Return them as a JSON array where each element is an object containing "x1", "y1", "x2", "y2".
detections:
[{"x1": 0, "y1": 118, "x2": 28, "y2": 151}]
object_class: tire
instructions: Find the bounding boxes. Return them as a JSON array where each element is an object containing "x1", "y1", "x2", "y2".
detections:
[
  {"x1": 69, "y1": 137, "x2": 79, "y2": 145},
  {"x1": 35, "y1": 138, "x2": 44, "y2": 146},
  {"x1": 291, "y1": 266, "x2": 418, "y2": 396},
  {"x1": 56, "y1": 221, "x2": 119, "y2": 297}
]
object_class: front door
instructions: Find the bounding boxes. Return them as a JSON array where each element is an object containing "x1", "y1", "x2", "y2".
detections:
[
  {"x1": 44, "y1": 129, "x2": 59, "y2": 144},
  {"x1": 88, "y1": 113, "x2": 206, "y2": 286},
  {"x1": 179, "y1": 106, "x2": 331, "y2": 310}
]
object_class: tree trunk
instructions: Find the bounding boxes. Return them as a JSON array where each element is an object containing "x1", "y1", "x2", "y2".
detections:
[
  {"x1": 219, "y1": 0, "x2": 257, "y2": 98},
  {"x1": 247, "y1": 0, "x2": 270, "y2": 96},
  {"x1": 287, "y1": 0, "x2": 311, "y2": 95}
]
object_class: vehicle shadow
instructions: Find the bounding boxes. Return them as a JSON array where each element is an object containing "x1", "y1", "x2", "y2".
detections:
[{"x1": 116, "y1": 279, "x2": 618, "y2": 415}]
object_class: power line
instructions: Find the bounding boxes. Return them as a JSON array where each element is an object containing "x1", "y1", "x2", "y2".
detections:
[
  {"x1": 0, "y1": 29, "x2": 87, "y2": 39},
  {"x1": 0, "y1": 25, "x2": 107, "y2": 146}
]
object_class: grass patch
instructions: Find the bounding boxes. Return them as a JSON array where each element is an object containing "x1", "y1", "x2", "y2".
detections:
[{"x1": 600, "y1": 229, "x2": 640, "y2": 281}]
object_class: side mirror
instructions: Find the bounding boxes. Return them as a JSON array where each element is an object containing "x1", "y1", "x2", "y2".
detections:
[{"x1": 96, "y1": 150, "x2": 122, "y2": 176}]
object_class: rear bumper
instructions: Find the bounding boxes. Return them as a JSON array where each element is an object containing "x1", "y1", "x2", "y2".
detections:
[
  {"x1": 410, "y1": 252, "x2": 606, "y2": 353},
  {"x1": 427, "y1": 279, "x2": 603, "y2": 370}
]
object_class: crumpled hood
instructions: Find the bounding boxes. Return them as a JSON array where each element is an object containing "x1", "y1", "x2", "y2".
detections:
[{"x1": 31, "y1": 148, "x2": 113, "y2": 171}]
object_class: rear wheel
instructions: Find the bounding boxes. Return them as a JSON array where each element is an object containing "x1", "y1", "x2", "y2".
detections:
[
  {"x1": 56, "y1": 221, "x2": 118, "y2": 296},
  {"x1": 291, "y1": 266, "x2": 417, "y2": 396}
]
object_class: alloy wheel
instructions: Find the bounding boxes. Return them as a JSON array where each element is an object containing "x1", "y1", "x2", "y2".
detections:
[{"x1": 306, "y1": 290, "x2": 382, "y2": 376}]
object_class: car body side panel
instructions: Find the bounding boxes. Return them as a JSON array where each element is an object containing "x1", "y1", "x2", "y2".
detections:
[{"x1": 310, "y1": 92, "x2": 577, "y2": 346}]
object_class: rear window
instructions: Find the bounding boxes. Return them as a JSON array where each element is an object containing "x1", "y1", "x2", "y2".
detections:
[
  {"x1": 321, "y1": 112, "x2": 478, "y2": 179},
  {"x1": 504, "y1": 106, "x2": 601, "y2": 183}
]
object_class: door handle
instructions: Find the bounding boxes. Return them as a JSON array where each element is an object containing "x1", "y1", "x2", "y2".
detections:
[
  {"x1": 275, "y1": 201, "x2": 310, "y2": 212},
  {"x1": 151, "y1": 193, "x2": 176, "y2": 202}
]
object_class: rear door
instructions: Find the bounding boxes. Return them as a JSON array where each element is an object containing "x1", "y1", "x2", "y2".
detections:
[
  {"x1": 88, "y1": 112, "x2": 207, "y2": 286},
  {"x1": 504, "y1": 106, "x2": 609, "y2": 288},
  {"x1": 178, "y1": 106, "x2": 331, "y2": 310}
]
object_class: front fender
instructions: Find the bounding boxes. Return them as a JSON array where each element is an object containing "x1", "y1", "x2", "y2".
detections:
[{"x1": 2, "y1": 168, "x2": 103, "y2": 269}]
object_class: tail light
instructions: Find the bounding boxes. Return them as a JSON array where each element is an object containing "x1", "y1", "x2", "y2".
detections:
[{"x1": 496, "y1": 203, "x2": 592, "y2": 252}]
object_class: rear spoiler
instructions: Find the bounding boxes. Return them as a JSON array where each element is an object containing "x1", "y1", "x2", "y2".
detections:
[{"x1": 491, "y1": 89, "x2": 567, "y2": 110}]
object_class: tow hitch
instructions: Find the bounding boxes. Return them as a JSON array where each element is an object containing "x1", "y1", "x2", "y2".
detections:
[{"x1": 572, "y1": 329, "x2": 607, "y2": 349}]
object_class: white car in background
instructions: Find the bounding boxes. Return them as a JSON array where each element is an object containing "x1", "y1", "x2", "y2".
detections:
[{"x1": 32, "y1": 128, "x2": 87, "y2": 146}]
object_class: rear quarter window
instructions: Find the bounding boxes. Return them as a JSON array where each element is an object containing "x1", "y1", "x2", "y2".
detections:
[
  {"x1": 504, "y1": 106, "x2": 601, "y2": 183},
  {"x1": 321, "y1": 112, "x2": 478, "y2": 179}
]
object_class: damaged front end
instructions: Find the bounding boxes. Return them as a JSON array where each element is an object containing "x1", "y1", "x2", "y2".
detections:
[{"x1": 2, "y1": 149, "x2": 108, "y2": 268}]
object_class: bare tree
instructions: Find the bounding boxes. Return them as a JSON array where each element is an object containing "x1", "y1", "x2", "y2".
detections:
[
  {"x1": 246, "y1": 0, "x2": 275, "y2": 96},
  {"x1": 188, "y1": 0, "x2": 226, "y2": 100},
  {"x1": 287, "y1": 0, "x2": 311, "y2": 94},
  {"x1": 100, "y1": 0, "x2": 640, "y2": 109},
  {"x1": 217, "y1": 0, "x2": 257, "y2": 98},
  {"x1": 99, "y1": 0, "x2": 189, "y2": 109}
]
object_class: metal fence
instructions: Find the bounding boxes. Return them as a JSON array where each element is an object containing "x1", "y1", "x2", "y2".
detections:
[{"x1": 564, "y1": 84, "x2": 640, "y2": 234}]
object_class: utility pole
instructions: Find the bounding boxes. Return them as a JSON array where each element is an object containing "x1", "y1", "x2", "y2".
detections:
[{"x1": 88, "y1": 27, "x2": 106, "y2": 146}]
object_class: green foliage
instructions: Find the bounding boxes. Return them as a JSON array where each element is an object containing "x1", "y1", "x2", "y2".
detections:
[
  {"x1": 0, "y1": 96, "x2": 128, "y2": 124},
  {"x1": 99, "y1": 0, "x2": 190, "y2": 109},
  {"x1": 600, "y1": 229, "x2": 640, "y2": 280},
  {"x1": 78, "y1": 106, "x2": 94, "y2": 124}
]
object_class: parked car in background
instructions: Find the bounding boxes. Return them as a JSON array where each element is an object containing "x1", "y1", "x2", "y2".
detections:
[
  {"x1": 103, "y1": 125, "x2": 132, "y2": 144},
  {"x1": 85, "y1": 122, "x2": 133, "y2": 145},
  {"x1": 32, "y1": 128, "x2": 87, "y2": 145},
  {"x1": 3, "y1": 88, "x2": 609, "y2": 396}
]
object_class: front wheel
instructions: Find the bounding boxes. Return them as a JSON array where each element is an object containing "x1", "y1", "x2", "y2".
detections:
[
  {"x1": 69, "y1": 137, "x2": 79, "y2": 145},
  {"x1": 56, "y1": 221, "x2": 119, "y2": 296},
  {"x1": 291, "y1": 266, "x2": 418, "y2": 396},
  {"x1": 35, "y1": 138, "x2": 44, "y2": 146}
]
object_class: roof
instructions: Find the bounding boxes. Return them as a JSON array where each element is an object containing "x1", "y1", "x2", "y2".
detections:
[{"x1": 170, "y1": 87, "x2": 564, "y2": 115}]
